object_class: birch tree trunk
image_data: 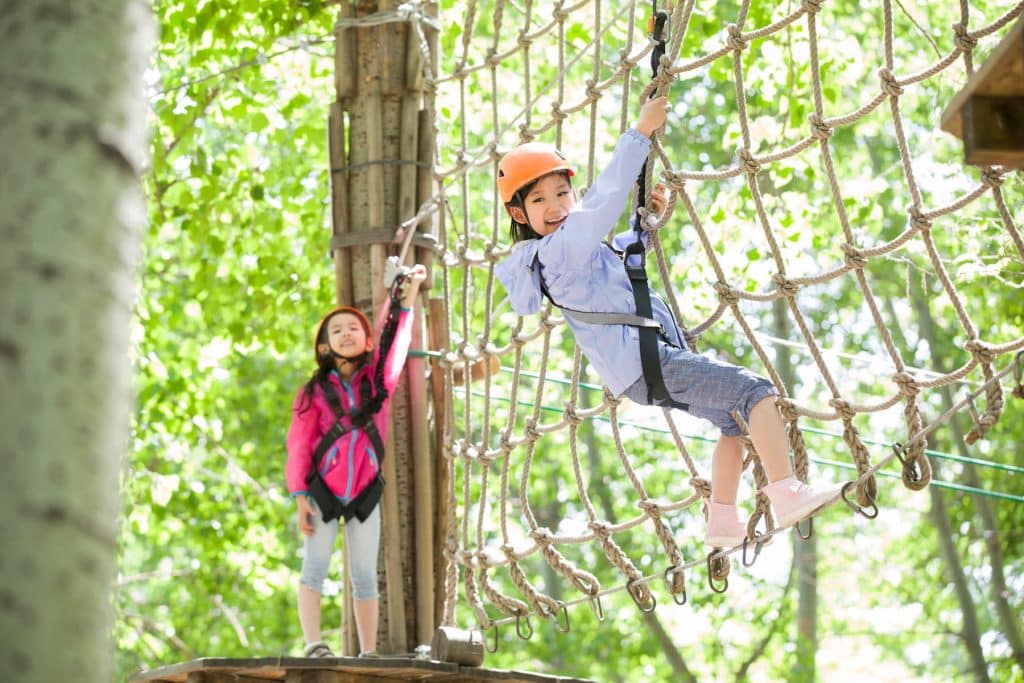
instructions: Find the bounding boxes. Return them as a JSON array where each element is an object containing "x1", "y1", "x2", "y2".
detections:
[{"x1": 0, "y1": 4, "x2": 152, "y2": 682}]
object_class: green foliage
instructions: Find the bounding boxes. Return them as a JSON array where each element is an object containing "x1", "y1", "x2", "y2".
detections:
[{"x1": 122, "y1": 1, "x2": 1024, "y2": 682}]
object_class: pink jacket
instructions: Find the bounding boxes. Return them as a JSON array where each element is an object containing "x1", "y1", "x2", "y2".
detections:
[{"x1": 285, "y1": 307, "x2": 413, "y2": 502}]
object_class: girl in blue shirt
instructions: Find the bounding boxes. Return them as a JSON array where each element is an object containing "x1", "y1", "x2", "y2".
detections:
[{"x1": 495, "y1": 97, "x2": 837, "y2": 547}]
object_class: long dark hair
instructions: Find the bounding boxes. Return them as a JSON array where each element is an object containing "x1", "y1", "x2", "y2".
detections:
[{"x1": 297, "y1": 310, "x2": 372, "y2": 414}]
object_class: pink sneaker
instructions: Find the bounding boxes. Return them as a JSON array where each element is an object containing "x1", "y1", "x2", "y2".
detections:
[
  {"x1": 762, "y1": 477, "x2": 838, "y2": 529},
  {"x1": 704, "y1": 501, "x2": 747, "y2": 547}
]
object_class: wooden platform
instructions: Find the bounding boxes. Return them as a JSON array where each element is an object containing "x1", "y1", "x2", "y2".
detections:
[
  {"x1": 940, "y1": 17, "x2": 1024, "y2": 167},
  {"x1": 127, "y1": 656, "x2": 596, "y2": 683}
]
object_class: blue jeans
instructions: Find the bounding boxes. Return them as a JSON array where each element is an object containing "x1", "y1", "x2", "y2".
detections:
[
  {"x1": 621, "y1": 341, "x2": 777, "y2": 436},
  {"x1": 300, "y1": 499, "x2": 381, "y2": 600}
]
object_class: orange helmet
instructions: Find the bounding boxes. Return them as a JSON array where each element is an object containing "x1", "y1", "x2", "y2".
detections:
[
  {"x1": 313, "y1": 306, "x2": 372, "y2": 363},
  {"x1": 496, "y1": 143, "x2": 575, "y2": 205}
]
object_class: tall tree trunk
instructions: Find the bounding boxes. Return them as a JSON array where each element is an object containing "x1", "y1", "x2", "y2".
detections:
[
  {"x1": 906, "y1": 279, "x2": 1018, "y2": 677},
  {"x1": 887, "y1": 283, "x2": 991, "y2": 681},
  {"x1": 0, "y1": 4, "x2": 151, "y2": 683},
  {"x1": 772, "y1": 301, "x2": 818, "y2": 681}
]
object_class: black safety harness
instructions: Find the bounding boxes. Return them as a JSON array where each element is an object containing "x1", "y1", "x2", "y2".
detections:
[
  {"x1": 537, "y1": 9, "x2": 683, "y2": 409},
  {"x1": 306, "y1": 273, "x2": 410, "y2": 523}
]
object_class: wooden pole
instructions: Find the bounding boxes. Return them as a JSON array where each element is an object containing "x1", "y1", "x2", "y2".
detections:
[{"x1": 328, "y1": 0, "x2": 439, "y2": 657}]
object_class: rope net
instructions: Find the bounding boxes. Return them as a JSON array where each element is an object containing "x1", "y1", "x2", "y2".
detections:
[{"x1": 406, "y1": 0, "x2": 1024, "y2": 639}]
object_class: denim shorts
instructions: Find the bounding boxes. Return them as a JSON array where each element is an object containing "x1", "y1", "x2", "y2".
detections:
[
  {"x1": 621, "y1": 341, "x2": 778, "y2": 436},
  {"x1": 300, "y1": 498, "x2": 380, "y2": 599}
]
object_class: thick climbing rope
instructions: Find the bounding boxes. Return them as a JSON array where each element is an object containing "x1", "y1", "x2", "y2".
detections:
[{"x1": 421, "y1": 0, "x2": 1024, "y2": 643}]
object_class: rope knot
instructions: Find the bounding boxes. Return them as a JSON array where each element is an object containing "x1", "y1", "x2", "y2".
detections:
[
  {"x1": 484, "y1": 48, "x2": 502, "y2": 69},
  {"x1": 603, "y1": 388, "x2": 621, "y2": 408},
  {"x1": 964, "y1": 339, "x2": 996, "y2": 364},
  {"x1": 714, "y1": 281, "x2": 742, "y2": 306},
  {"x1": 772, "y1": 273, "x2": 800, "y2": 298},
  {"x1": 801, "y1": 0, "x2": 824, "y2": 13},
  {"x1": 636, "y1": 498, "x2": 661, "y2": 516},
  {"x1": 829, "y1": 397, "x2": 857, "y2": 420},
  {"x1": 808, "y1": 113, "x2": 833, "y2": 140},
  {"x1": 551, "y1": 104, "x2": 568, "y2": 122},
  {"x1": 530, "y1": 527, "x2": 554, "y2": 545},
  {"x1": 662, "y1": 169, "x2": 687, "y2": 191},
  {"x1": 878, "y1": 67, "x2": 903, "y2": 98},
  {"x1": 908, "y1": 208, "x2": 932, "y2": 233},
  {"x1": 523, "y1": 419, "x2": 541, "y2": 442},
  {"x1": 726, "y1": 24, "x2": 748, "y2": 51},
  {"x1": 517, "y1": 31, "x2": 533, "y2": 50},
  {"x1": 584, "y1": 79, "x2": 600, "y2": 102},
  {"x1": 841, "y1": 242, "x2": 867, "y2": 270},
  {"x1": 500, "y1": 544, "x2": 517, "y2": 559},
  {"x1": 737, "y1": 147, "x2": 760, "y2": 175},
  {"x1": 775, "y1": 397, "x2": 801, "y2": 422},
  {"x1": 891, "y1": 371, "x2": 919, "y2": 397},
  {"x1": 564, "y1": 402, "x2": 583, "y2": 426},
  {"x1": 981, "y1": 169, "x2": 1004, "y2": 188},
  {"x1": 690, "y1": 477, "x2": 712, "y2": 498},
  {"x1": 953, "y1": 23, "x2": 977, "y2": 52},
  {"x1": 589, "y1": 520, "x2": 612, "y2": 538},
  {"x1": 553, "y1": 4, "x2": 571, "y2": 22}
]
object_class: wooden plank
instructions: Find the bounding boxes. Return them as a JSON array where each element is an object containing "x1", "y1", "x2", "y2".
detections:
[
  {"x1": 940, "y1": 17, "x2": 1024, "y2": 138},
  {"x1": 129, "y1": 658, "x2": 596, "y2": 683}
]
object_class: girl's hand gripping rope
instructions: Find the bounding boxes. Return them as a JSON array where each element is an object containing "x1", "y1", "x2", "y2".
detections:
[
  {"x1": 384, "y1": 256, "x2": 428, "y2": 307},
  {"x1": 635, "y1": 95, "x2": 669, "y2": 137}
]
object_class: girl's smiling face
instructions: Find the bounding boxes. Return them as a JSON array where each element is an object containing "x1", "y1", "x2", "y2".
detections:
[
  {"x1": 323, "y1": 312, "x2": 372, "y2": 359},
  {"x1": 508, "y1": 172, "x2": 577, "y2": 237}
]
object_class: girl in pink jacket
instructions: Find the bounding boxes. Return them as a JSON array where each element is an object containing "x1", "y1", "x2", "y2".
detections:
[{"x1": 286, "y1": 264, "x2": 425, "y2": 658}]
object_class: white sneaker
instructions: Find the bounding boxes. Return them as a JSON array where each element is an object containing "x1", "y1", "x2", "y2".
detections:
[{"x1": 762, "y1": 477, "x2": 839, "y2": 529}]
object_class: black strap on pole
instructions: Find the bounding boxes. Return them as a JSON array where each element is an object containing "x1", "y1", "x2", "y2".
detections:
[{"x1": 628, "y1": 6, "x2": 671, "y2": 406}]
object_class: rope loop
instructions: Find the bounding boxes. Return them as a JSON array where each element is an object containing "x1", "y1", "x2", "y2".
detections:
[
  {"x1": 714, "y1": 281, "x2": 742, "y2": 306},
  {"x1": 808, "y1": 113, "x2": 833, "y2": 140},
  {"x1": 775, "y1": 397, "x2": 801, "y2": 422},
  {"x1": 828, "y1": 397, "x2": 857, "y2": 421},
  {"x1": 981, "y1": 169, "x2": 1004, "y2": 188},
  {"x1": 664, "y1": 565, "x2": 687, "y2": 605},
  {"x1": 563, "y1": 402, "x2": 584, "y2": 426},
  {"x1": 690, "y1": 477, "x2": 712, "y2": 499},
  {"x1": 726, "y1": 24, "x2": 748, "y2": 51},
  {"x1": 661, "y1": 169, "x2": 687, "y2": 191},
  {"x1": 878, "y1": 67, "x2": 903, "y2": 98},
  {"x1": 523, "y1": 419, "x2": 541, "y2": 442},
  {"x1": 908, "y1": 208, "x2": 932, "y2": 233},
  {"x1": 530, "y1": 527, "x2": 554, "y2": 546},
  {"x1": 891, "y1": 371, "x2": 919, "y2": 398},
  {"x1": 964, "y1": 338, "x2": 996, "y2": 365},
  {"x1": 841, "y1": 242, "x2": 867, "y2": 270},
  {"x1": 636, "y1": 498, "x2": 661, "y2": 517},
  {"x1": 952, "y1": 22, "x2": 978, "y2": 52},
  {"x1": 737, "y1": 147, "x2": 761, "y2": 175},
  {"x1": 626, "y1": 578, "x2": 657, "y2": 612},
  {"x1": 772, "y1": 273, "x2": 800, "y2": 298}
]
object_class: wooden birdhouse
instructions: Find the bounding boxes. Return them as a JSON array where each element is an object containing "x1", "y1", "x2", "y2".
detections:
[{"x1": 940, "y1": 18, "x2": 1024, "y2": 168}]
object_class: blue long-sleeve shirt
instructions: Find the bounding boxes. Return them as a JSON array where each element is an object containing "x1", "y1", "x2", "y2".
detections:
[{"x1": 494, "y1": 128, "x2": 686, "y2": 396}]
